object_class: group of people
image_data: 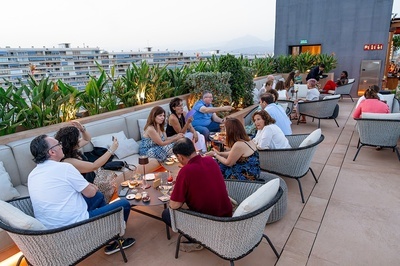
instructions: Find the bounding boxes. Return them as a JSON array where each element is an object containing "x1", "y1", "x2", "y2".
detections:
[{"x1": 138, "y1": 91, "x2": 233, "y2": 163}]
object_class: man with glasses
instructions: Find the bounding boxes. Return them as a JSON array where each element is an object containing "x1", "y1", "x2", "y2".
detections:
[
  {"x1": 191, "y1": 90, "x2": 233, "y2": 140},
  {"x1": 28, "y1": 135, "x2": 135, "y2": 255}
]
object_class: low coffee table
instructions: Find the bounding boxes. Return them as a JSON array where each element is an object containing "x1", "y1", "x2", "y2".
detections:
[{"x1": 118, "y1": 172, "x2": 172, "y2": 239}]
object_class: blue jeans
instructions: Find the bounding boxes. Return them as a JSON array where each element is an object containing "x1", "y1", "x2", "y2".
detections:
[
  {"x1": 162, "y1": 208, "x2": 171, "y2": 227},
  {"x1": 84, "y1": 191, "x2": 131, "y2": 222},
  {"x1": 194, "y1": 121, "x2": 221, "y2": 141}
]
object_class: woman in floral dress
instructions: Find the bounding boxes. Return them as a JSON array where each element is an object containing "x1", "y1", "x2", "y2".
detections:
[
  {"x1": 139, "y1": 106, "x2": 184, "y2": 162},
  {"x1": 206, "y1": 118, "x2": 260, "y2": 181}
]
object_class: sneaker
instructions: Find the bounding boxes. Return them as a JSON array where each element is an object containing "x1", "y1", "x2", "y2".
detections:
[
  {"x1": 104, "y1": 237, "x2": 136, "y2": 255},
  {"x1": 179, "y1": 243, "x2": 203, "y2": 253}
]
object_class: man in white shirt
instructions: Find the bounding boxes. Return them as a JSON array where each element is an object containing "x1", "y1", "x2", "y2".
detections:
[
  {"x1": 28, "y1": 135, "x2": 135, "y2": 255},
  {"x1": 259, "y1": 93, "x2": 292, "y2": 135}
]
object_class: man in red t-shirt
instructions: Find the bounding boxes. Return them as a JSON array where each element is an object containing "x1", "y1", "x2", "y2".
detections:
[{"x1": 162, "y1": 138, "x2": 232, "y2": 225}]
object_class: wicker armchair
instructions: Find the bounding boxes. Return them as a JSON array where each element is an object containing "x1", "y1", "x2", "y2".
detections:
[
  {"x1": 170, "y1": 180, "x2": 283, "y2": 265},
  {"x1": 297, "y1": 96, "x2": 340, "y2": 128},
  {"x1": 258, "y1": 134, "x2": 325, "y2": 203},
  {"x1": 353, "y1": 118, "x2": 400, "y2": 161},
  {"x1": 0, "y1": 197, "x2": 128, "y2": 265},
  {"x1": 330, "y1": 81, "x2": 355, "y2": 102},
  {"x1": 277, "y1": 100, "x2": 294, "y2": 117}
]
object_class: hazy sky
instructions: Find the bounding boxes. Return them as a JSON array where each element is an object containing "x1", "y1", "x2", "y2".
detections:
[{"x1": 1, "y1": 0, "x2": 399, "y2": 51}]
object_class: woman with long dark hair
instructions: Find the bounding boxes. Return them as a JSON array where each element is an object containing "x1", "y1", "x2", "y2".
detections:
[
  {"x1": 206, "y1": 118, "x2": 260, "y2": 180},
  {"x1": 139, "y1": 106, "x2": 184, "y2": 162},
  {"x1": 55, "y1": 121, "x2": 118, "y2": 183},
  {"x1": 166, "y1": 97, "x2": 206, "y2": 152}
]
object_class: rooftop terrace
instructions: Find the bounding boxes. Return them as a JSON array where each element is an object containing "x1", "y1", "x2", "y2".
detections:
[{"x1": 1, "y1": 98, "x2": 399, "y2": 266}]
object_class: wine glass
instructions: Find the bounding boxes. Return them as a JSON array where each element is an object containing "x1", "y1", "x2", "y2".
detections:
[{"x1": 159, "y1": 177, "x2": 170, "y2": 197}]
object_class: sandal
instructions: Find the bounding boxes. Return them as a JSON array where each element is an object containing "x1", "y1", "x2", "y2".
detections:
[
  {"x1": 179, "y1": 243, "x2": 204, "y2": 252},
  {"x1": 299, "y1": 120, "x2": 307, "y2": 124}
]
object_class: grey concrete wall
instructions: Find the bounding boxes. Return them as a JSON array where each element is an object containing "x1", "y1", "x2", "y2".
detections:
[{"x1": 274, "y1": 0, "x2": 393, "y2": 96}]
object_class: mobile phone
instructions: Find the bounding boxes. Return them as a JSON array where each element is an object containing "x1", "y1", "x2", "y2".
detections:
[
  {"x1": 118, "y1": 187, "x2": 129, "y2": 197},
  {"x1": 112, "y1": 136, "x2": 115, "y2": 141}
]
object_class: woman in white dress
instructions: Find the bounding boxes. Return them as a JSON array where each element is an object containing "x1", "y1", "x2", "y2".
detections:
[{"x1": 251, "y1": 109, "x2": 291, "y2": 150}]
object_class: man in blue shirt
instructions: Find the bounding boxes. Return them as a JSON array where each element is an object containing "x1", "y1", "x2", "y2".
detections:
[
  {"x1": 191, "y1": 91, "x2": 233, "y2": 140},
  {"x1": 259, "y1": 93, "x2": 292, "y2": 135}
]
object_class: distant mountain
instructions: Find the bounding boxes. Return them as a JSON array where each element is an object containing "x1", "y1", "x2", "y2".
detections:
[{"x1": 183, "y1": 35, "x2": 274, "y2": 55}]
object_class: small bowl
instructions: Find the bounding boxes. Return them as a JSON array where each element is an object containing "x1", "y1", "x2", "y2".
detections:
[{"x1": 165, "y1": 161, "x2": 174, "y2": 165}]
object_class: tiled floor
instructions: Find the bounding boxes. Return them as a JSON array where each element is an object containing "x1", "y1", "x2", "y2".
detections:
[{"x1": 1, "y1": 98, "x2": 400, "y2": 266}]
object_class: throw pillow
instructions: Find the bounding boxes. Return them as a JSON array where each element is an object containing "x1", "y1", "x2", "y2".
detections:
[
  {"x1": 299, "y1": 128, "x2": 322, "y2": 148},
  {"x1": 137, "y1": 119, "x2": 147, "y2": 139},
  {"x1": 114, "y1": 138, "x2": 140, "y2": 159},
  {"x1": 232, "y1": 178, "x2": 280, "y2": 217},
  {"x1": 91, "y1": 131, "x2": 127, "y2": 148},
  {"x1": 0, "y1": 200, "x2": 46, "y2": 230},
  {"x1": 0, "y1": 161, "x2": 20, "y2": 201}
]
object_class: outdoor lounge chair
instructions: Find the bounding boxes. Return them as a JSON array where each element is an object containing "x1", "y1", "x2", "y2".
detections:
[
  {"x1": 330, "y1": 81, "x2": 355, "y2": 102},
  {"x1": 0, "y1": 197, "x2": 128, "y2": 265},
  {"x1": 258, "y1": 133, "x2": 325, "y2": 203},
  {"x1": 170, "y1": 179, "x2": 283, "y2": 265},
  {"x1": 277, "y1": 100, "x2": 294, "y2": 117},
  {"x1": 353, "y1": 118, "x2": 400, "y2": 161},
  {"x1": 297, "y1": 95, "x2": 340, "y2": 128}
]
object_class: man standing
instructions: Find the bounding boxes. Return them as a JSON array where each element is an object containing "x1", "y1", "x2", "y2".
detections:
[
  {"x1": 162, "y1": 138, "x2": 232, "y2": 251},
  {"x1": 306, "y1": 63, "x2": 325, "y2": 81},
  {"x1": 28, "y1": 135, "x2": 135, "y2": 255},
  {"x1": 259, "y1": 93, "x2": 292, "y2": 135},
  {"x1": 191, "y1": 91, "x2": 233, "y2": 141}
]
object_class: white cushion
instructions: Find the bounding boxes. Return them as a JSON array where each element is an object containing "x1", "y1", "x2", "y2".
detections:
[
  {"x1": 232, "y1": 178, "x2": 280, "y2": 217},
  {"x1": 380, "y1": 94, "x2": 395, "y2": 113},
  {"x1": 323, "y1": 94, "x2": 340, "y2": 100},
  {"x1": 91, "y1": 131, "x2": 127, "y2": 148},
  {"x1": 0, "y1": 161, "x2": 20, "y2": 201},
  {"x1": 0, "y1": 200, "x2": 46, "y2": 230},
  {"x1": 114, "y1": 138, "x2": 139, "y2": 159},
  {"x1": 361, "y1": 112, "x2": 400, "y2": 120},
  {"x1": 138, "y1": 119, "x2": 147, "y2": 139},
  {"x1": 299, "y1": 128, "x2": 322, "y2": 148}
]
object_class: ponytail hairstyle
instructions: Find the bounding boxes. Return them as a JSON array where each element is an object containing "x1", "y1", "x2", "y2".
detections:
[{"x1": 364, "y1": 87, "x2": 379, "y2": 99}]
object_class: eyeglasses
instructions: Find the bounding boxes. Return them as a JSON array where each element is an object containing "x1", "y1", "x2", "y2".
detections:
[{"x1": 47, "y1": 142, "x2": 62, "y2": 152}]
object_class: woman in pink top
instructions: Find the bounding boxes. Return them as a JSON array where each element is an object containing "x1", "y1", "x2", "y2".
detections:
[{"x1": 352, "y1": 88, "x2": 389, "y2": 118}]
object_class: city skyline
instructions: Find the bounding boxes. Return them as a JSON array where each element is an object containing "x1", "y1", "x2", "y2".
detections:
[{"x1": 1, "y1": 0, "x2": 400, "y2": 52}]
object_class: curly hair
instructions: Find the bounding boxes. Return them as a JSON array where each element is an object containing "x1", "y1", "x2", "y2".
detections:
[
  {"x1": 55, "y1": 126, "x2": 82, "y2": 160},
  {"x1": 145, "y1": 106, "x2": 166, "y2": 132},
  {"x1": 169, "y1": 97, "x2": 183, "y2": 115},
  {"x1": 224, "y1": 118, "x2": 250, "y2": 148},
  {"x1": 252, "y1": 109, "x2": 276, "y2": 125},
  {"x1": 31, "y1": 134, "x2": 50, "y2": 164}
]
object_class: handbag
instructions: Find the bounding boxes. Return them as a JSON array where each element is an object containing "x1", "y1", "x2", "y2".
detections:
[
  {"x1": 103, "y1": 160, "x2": 137, "y2": 171},
  {"x1": 103, "y1": 161, "x2": 125, "y2": 170},
  {"x1": 93, "y1": 169, "x2": 117, "y2": 203}
]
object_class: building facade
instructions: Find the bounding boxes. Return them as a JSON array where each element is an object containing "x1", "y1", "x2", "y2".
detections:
[
  {"x1": 0, "y1": 43, "x2": 199, "y2": 90},
  {"x1": 274, "y1": 0, "x2": 394, "y2": 95}
]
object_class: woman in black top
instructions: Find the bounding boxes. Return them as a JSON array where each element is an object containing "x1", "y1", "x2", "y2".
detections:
[
  {"x1": 55, "y1": 121, "x2": 118, "y2": 183},
  {"x1": 166, "y1": 98, "x2": 206, "y2": 152}
]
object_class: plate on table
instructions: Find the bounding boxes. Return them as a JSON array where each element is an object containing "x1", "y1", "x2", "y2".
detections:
[
  {"x1": 120, "y1": 180, "x2": 129, "y2": 187},
  {"x1": 126, "y1": 194, "x2": 136, "y2": 200},
  {"x1": 209, "y1": 132, "x2": 216, "y2": 140},
  {"x1": 144, "y1": 173, "x2": 156, "y2": 181}
]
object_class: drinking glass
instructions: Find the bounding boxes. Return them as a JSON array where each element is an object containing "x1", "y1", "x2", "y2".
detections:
[{"x1": 159, "y1": 177, "x2": 170, "y2": 196}]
